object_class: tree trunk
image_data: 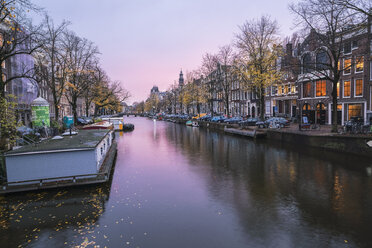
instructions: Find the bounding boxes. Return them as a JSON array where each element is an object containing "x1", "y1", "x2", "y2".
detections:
[
  {"x1": 331, "y1": 80, "x2": 339, "y2": 132},
  {"x1": 71, "y1": 97, "x2": 78, "y2": 125},
  {"x1": 260, "y1": 89, "x2": 265, "y2": 121}
]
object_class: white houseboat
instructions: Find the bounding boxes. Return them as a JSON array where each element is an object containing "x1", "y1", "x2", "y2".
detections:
[{"x1": 2, "y1": 129, "x2": 117, "y2": 193}]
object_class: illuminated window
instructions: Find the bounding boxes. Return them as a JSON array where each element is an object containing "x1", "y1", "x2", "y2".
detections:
[
  {"x1": 316, "y1": 80, "x2": 326, "y2": 97},
  {"x1": 291, "y1": 85, "x2": 296, "y2": 93},
  {"x1": 1, "y1": 61, "x2": 5, "y2": 69},
  {"x1": 355, "y1": 56, "x2": 363, "y2": 73},
  {"x1": 278, "y1": 85, "x2": 282, "y2": 95},
  {"x1": 337, "y1": 82, "x2": 340, "y2": 98},
  {"x1": 344, "y1": 59, "x2": 351, "y2": 74},
  {"x1": 303, "y1": 82, "x2": 311, "y2": 98},
  {"x1": 284, "y1": 85, "x2": 289, "y2": 94},
  {"x1": 344, "y1": 80, "x2": 351, "y2": 97},
  {"x1": 348, "y1": 104, "x2": 362, "y2": 120},
  {"x1": 355, "y1": 79, "x2": 363, "y2": 96}
]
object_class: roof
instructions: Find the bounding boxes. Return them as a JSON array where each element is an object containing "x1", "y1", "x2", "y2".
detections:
[{"x1": 6, "y1": 129, "x2": 111, "y2": 156}]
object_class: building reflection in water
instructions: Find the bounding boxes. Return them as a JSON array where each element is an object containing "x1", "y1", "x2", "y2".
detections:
[{"x1": 164, "y1": 123, "x2": 372, "y2": 247}]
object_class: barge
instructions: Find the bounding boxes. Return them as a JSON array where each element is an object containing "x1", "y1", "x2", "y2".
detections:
[{"x1": 1, "y1": 129, "x2": 117, "y2": 194}]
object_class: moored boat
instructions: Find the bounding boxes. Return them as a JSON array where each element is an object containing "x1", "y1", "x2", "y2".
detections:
[
  {"x1": 82, "y1": 121, "x2": 113, "y2": 130},
  {"x1": 2, "y1": 129, "x2": 117, "y2": 194},
  {"x1": 186, "y1": 120, "x2": 192, "y2": 126}
]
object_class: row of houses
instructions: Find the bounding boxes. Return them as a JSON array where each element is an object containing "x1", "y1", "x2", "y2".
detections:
[{"x1": 160, "y1": 18, "x2": 372, "y2": 125}]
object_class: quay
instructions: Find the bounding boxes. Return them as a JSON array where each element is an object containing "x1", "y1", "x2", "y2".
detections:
[
  {"x1": 159, "y1": 117, "x2": 372, "y2": 159},
  {"x1": 0, "y1": 129, "x2": 117, "y2": 194}
]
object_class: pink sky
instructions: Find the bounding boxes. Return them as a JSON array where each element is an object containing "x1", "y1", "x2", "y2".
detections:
[{"x1": 33, "y1": 0, "x2": 295, "y2": 104}]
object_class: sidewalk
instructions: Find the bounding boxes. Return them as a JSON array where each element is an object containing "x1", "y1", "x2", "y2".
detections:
[{"x1": 273, "y1": 123, "x2": 334, "y2": 136}]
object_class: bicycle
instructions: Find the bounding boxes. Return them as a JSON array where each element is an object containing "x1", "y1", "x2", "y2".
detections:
[{"x1": 311, "y1": 123, "x2": 321, "y2": 130}]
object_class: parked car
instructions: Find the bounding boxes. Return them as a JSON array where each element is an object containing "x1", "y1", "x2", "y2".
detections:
[
  {"x1": 77, "y1": 117, "x2": 89, "y2": 125},
  {"x1": 256, "y1": 117, "x2": 290, "y2": 128},
  {"x1": 211, "y1": 116, "x2": 226, "y2": 123},
  {"x1": 198, "y1": 114, "x2": 211, "y2": 121},
  {"x1": 239, "y1": 117, "x2": 259, "y2": 126},
  {"x1": 192, "y1": 113, "x2": 207, "y2": 120},
  {"x1": 224, "y1": 117, "x2": 243, "y2": 124}
]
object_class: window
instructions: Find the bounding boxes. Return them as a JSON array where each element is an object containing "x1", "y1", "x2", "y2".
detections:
[
  {"x1": 278, "y1": 85, "x2": 282, "y2": 95},
  {"x1": 303, "y1": 82, "x2": 311, "y2": 98},
  {"x1": 337, "y1": 82, "x2": 340, "y2": 98},
  {"x1": 344, "y1": 80, "x2": 351, "y2": 97},
  {"x1": 1, "y1": 61, "x2": 5, "y2": 69},
  {"x1": 271, "y1": 86, "x2": 277, "y2": 95},
  {"x1": 284, "y1": 85, "x2": 289, "y2": 94},
  {"x1": 348, "y1": 104, "x2": 362, "y2": 120},
  {"x1": 316, "y1": 50, "x2": 328, "y2": 70},
  {"x1": 352, "y1": 40, "x2": 358, "y2": 49},
  {"x1": 316, "y1": 80, "x2": 326, "y2": 97},
  {"x1": 291, "y1": 85, "x2": 296, "y2": 94},
  {"x1": 355, "y1": 56, "x2": 363, "y2": 73},
  {"x1": 343, "y1": 41, "x2": 351, "y2": 54},
  {"x1": 355, "y1": 79, "x2": 363, "y2": 97},
  {"x1": 344, "y1": 58, "x2": 351, "y2": 74},
  {"x1": 303, "y1": 53, "x2": 312, "y2": 73}
]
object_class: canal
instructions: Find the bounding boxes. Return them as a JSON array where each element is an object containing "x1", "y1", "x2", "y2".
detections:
[{"x1": 1, "y1": 117, "x2": 372, "y2": 248}]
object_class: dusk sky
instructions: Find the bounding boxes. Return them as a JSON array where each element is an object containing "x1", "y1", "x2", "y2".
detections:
[{"x1": 33, "y1": 0, "x2": 295, "y2": 104}]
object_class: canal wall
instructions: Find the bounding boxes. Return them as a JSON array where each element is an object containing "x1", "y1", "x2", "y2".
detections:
[
  {"x1": 198, "y1": 121, "x2": 227, "y2": 131},
  {"x1": 170, "y1": 118, "x2": 372, "y2": 158},
  {"x1": 267, "y1": 130, "x2": 372, "y2": 158}
]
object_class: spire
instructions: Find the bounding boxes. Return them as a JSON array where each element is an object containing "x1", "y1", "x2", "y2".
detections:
[{"x1": 179, "y1": 70, "x2": 184, "y2": 87}]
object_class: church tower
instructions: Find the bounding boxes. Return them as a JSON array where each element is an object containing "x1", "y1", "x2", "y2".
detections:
[{"x1": 178, "y1": 70, "x2": 184, "y2": 88}]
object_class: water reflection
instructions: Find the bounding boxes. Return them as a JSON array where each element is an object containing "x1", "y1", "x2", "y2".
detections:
[
  {"x1": 163, "y1": 122, "x2": 372, "y2": 247},
  {"x1": 0, "y1": 183, "x2": 111, "y2": 247},
  {"x1": 0, "y1": 117, "x2": 371, "y2": 248}
]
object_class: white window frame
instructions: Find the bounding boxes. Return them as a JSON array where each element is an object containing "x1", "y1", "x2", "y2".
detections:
[
  {"x1": 343, "y1": 58, "x2": 352, "y2": 75},
  {"x1": 343, "y1": 80, "x2": 351, "y2": 98},
  {"x1": 355, "y1": 56, "x2": 363, "y2": 74},
  {"x1": 354, "y1": 78, "x2": 363, "y2": 98}
]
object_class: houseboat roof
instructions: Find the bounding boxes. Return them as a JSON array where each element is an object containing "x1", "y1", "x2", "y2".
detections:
[{"x1": 6, "y1": 129, "x2": 112, "y2": 156}]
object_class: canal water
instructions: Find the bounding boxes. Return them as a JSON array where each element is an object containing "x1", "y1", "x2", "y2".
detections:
[{"x1": 1, "y1": 117, "x2": 372, "y2": 248}]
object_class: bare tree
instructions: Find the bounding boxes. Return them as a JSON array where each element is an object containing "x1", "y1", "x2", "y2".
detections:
[
  {"x1": 0, "y1": 0, "x2": 42, "y2": 97},
  {"x1": 60, "y1": 30, "x2": 99, "y2": 124},
  {"x1": 216, "y1": 45, "x2": 236, "y2": 117},
  {"x1": 201, "y1": 52, "x2": 219, "y2": 115},
  {"x1": 35, "y1": 15, "x2": 70, "y2": 120},
  {"x1": 235, "y1": 16, "x2": 282, "y2": 120},
  {"x1": 335, "y1": 0, "x2": 372, "y2": 17},
  {"x1": 289, "y1": 0, "x2": 363, "y2": 131}
]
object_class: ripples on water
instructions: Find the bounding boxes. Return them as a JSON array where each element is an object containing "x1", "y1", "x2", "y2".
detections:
[{"x1": 0, "y1": 117, "x2": 372, "y2": 248}]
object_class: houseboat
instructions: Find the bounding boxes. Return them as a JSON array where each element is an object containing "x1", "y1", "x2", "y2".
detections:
[{"x1": 1, "y1": 129, "x2": 117, "y2": 194}]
